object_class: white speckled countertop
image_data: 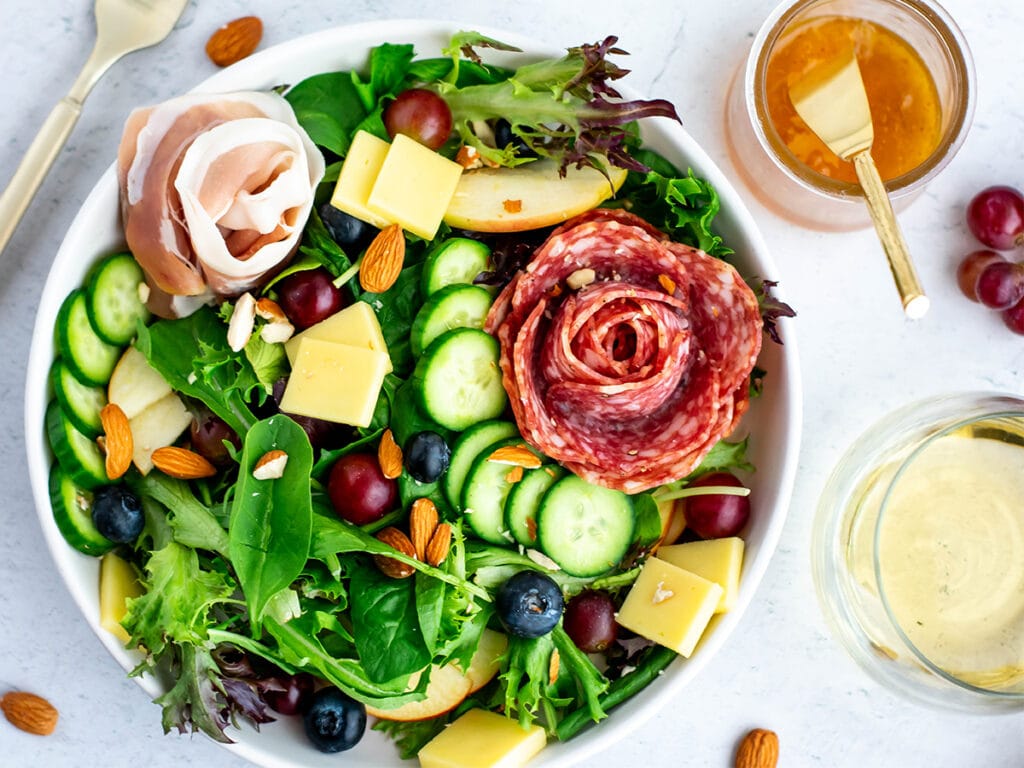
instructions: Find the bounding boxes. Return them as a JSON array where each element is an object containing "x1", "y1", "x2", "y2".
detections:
[{"x1": 2, "y1": 0, "x2": 1023, "y2": 765}]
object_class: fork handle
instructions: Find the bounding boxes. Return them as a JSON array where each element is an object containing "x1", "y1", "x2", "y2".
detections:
[{"x1": 0, "y1": 97, "x2": 83, "y2": 256}]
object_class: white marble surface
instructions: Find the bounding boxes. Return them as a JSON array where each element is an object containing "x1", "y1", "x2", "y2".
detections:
[{"x1": 2, "y1": 0, "x2": 1023, "y2": 765}]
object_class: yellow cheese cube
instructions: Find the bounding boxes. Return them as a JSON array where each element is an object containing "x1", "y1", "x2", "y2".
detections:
[
  {"x1": 330, "y1": 130, "x2": 392, "y2": 229},
  {"x1": 418, "y1": 708, "x2": 546, "y2": 768},
  {"x1": 99, "y1": 552, "x2": 143, "y2": 644},
  {"x1": 656, "y1": 537, "x2": 745, "y2": 613},
  {"x1": 284, "y1": 300, "x2": 391, "y2": 373},
  {"x1": 367, "y1": 133, "x2": 463, "y2": 240},
  {"x1": 616, "y1": 557, "x2": 723, "y2": 658},
  {"x1": 279, "y1": 338, "x2": 389, "y2": 428}
]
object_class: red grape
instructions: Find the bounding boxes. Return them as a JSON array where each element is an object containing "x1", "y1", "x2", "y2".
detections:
[
  {"x1": 383, "y1": 89, "x2": 453, "y2": 151},
  {"x1": 190, "y1": 411, "x2": 240, "y2": 465},
  {"x1": 966, "y1": 186, "x2": 1024, "y2": 250},
  {"x1": 684, "y1": 472, "x2": 750, "y2": 539},
  {"x1": 956, "y1": 250, "x2": 1005, "y2": 302},
  {"x1": 327, "y1": 453, "x2": 397, "y2": 526},
  {"x1": 975, "y1": 261, "x2": 1024, "y2": 309},
  {"x1": 276, "y1": 267, "x2": 344, "y2": 330},
  {"x1": 563, "y1": 590, "x2": 618, "y2": 653},
  {"x1": 1003, "y1": 298, "x2": 1024, "y2": 335},
  {"x1": 264, "y1": 672, "x2": 316, "y2": 716}
]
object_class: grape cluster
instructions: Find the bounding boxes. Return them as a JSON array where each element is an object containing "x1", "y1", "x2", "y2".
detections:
[{"x1": 957, "y1": 186, "x2": 1024, "y2": 334}]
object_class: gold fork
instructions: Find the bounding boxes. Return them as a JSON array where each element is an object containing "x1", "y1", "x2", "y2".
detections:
[{"x1": 0, "y1": 0, "x2": 190, "y2": 255}]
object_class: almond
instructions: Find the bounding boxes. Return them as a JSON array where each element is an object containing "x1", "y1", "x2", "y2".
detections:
[
  {"x1": 504, "y1": 465, "x2": 524, "y2": 484},
  {"x1": 548, "y1": 648, "x2": 560, "y2": 684},
  {"x1": 735, "y1": 728, "x2": 779, "y2": 768},
  {"x1": 566, "y1": 267, "x2": 596, "y2": 290},
  {"x1": 409, "y1": 498, "x2": 439, "y2": 561},
  {"x1": 99, "y1": 403, "x2": 133, "y2": 480},
  {"x1": 455, "y1": 145, "x2": 484, "y2": 170},
  {"x1": 253, "y1": 449, "x2": 288, "y2": 480},
  {"x1": 425, "y1": 522, "x2": 452, "y2": 566},
  {"x1": 374, "y1": 527, "x2": 417, "y2": 579},
  {"x1": 151, "y1": 446, "x2": 217, "y2": 480},
  {"x1": 205, "y1": 16, "x2": 263, "y2": 68},
  {"x1": 1, "y1": 691, "x2": 58, "y2": 736},
  {"x1": 487, "y1": 444, "x2": 542, "y2": 469},
  {"x1": 503, "y1": 199, "x2": 523, "y2": 213},
  {"x1": 378, "y1": 429, "x2": 403, "y2": 480},
  {"x1": 359, "y1": 224, "x2": 405, "y2": 293},
  {"x1": 227, "y1": 292, "x2": 256, "y2": 351},
  {"x1": 658, "y1": 273, "x2": 677, "y2": 295}
]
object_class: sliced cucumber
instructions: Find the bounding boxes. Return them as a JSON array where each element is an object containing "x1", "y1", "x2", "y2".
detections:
[
  {"x1": 56, "y1": 289, "x2": 121, "y2": 386},
  {"x1": 49, "y1": 463, "x2": 113, "y2": 556},
  {"x1": 410, "y1": 283, "x2": 494, "y2": 357},
  {"x1": 461, "y1": 438, "x2": 540, "y2": 545},
  {"x1": 85, "y1": 252, "x2": 150, "y2": 345},
  {"x1": 46, "y1": 399, "x2": 108, "y2": 490},
  {"x1": 51, "y1": 359, "x2": 107, "y2": 438},
  {"x1": 421, "y1": 238, "x2": 491, "y2": 296},
  {"x1": 413, "y1": 328, "x2": 507, "y2": 431},
  {"x1": 443, "y1": 420, "x2": 518, "y2": 508},
  {"x1": 537, "y1": 475, "x2": 635, "y2": 577},
  {"x1": 506, "y1": 465, "x2": 565, "y2": 547}
]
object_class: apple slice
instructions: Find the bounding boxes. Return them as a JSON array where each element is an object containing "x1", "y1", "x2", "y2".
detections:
[
  {"x1": 108, "y1": 346, "x2": 173, "y2": 419},
  {"x1": 655, "y1": 498, "x2": 687, "y2": 550},
  {"x1": 443, "y1": 159, "x2": 628, "y2": 233},
  {"x1": 465, "y1": 629, "x2": 508, "y2": 693},
  {"x1": 129, "y1": 391, "x2": 192, "y2": 474}
]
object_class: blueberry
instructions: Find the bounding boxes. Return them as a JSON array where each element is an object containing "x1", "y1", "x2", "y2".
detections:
[
  {"x1": 302, "y1": 687, "x2": 366, "y2": 753},
  {"x1": 404, "y1": 431, "x2": 451, "y2": 484},
  {"x1": 91, "y1": 486, "x2": 144, "y2": 543},
  {"x1": 319, "y1": 203, "x2": 377, "y2": 255},
  {"x1": 495, "y1": 570, "x2": 564, "y2": 639},
  {"x1": 494, "y1": 119, "x2": 537, "y2": 159}
]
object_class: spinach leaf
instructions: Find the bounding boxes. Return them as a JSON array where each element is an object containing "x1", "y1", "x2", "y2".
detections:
[
  {"x1": 285, "y1": 72, "x2": 369, "y2": 156},
  {"x1": 414, "y1": 571, "x2": 446, "y2": 655},
  {"x1": 229, "y1": 416, "x2": 314, "y2": 632},
  {"x1": 298, "y1": 206, "x2": 358, "y2": 277},
  {"x1": 362, "y1": 264, "x2": 424, "y2": 376},
  {"x1": 631, "y1": 493, "x2": 664, "y2": 553}
]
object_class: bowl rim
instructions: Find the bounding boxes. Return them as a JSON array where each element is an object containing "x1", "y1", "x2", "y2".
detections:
[{"x1": 23, "y1": 18, "x2": 802, "y2": 767}]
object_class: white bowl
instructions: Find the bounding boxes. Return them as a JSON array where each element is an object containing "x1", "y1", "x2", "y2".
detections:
[{"x1": 24, "y1": 20, "x2": 802, "y2": 768}]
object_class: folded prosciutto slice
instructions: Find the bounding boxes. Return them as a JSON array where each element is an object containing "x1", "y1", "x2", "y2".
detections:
[
  {"x1": 485, "y1": 209, "x2": 763, "y2": 493},
  {"x1": 117, "y1": 91, "x2": 324, "y2": 316}
]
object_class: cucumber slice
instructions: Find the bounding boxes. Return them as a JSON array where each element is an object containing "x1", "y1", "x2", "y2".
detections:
[
  {"x1": 85, "y1": 252, "x2": 150, "y2": 345},
  {"x1": 537, "y1": 475, "x2": 635, "y2": 577},
  {"x1": 421, "y1": 238, "x2": 491, "y2": 296},
  {"x1": 461, "y1": 438, "x2": 541, "y2": 545},
  {"x1": 51, "y1": 359, "x2": 107, "y2": 438},
  {"x1": 410, "y1": 283, "x2": 494, "y2": 357},
  {"x1": 413, "y1": 328, "x2": 507, "y2": 431},
  {"x1": 444, "y1": 420, "x2": 518, "y2": 508},
  {"x1": 48, "y1": 463, "x2": 113, "y2": 556},
  {"x1": 46, "y1": 399, "x2": 108, "y2": 490},
  {"x1": 506, "y1": 465, "x2": 565, "y2": 547},
  {"x1": 56, "y1": 289, "x2": 121, "y2": 386}
]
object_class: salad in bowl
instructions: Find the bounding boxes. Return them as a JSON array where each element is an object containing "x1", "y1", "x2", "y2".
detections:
[{"x1": 24, "y1": 20, "x2": 800, "y2": 768}]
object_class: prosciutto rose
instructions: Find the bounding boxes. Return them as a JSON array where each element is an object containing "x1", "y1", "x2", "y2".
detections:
[
  {"x1": 485, "y1": 209, "x2": 763, "y2": 493},
  {"x1": 117, "y1": 91, "x2": 325, "y2": 317}
]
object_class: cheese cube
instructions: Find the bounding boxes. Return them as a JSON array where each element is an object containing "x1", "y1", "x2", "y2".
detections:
[
  {"x1": 284, "y1": 300, "x2": 391, "y2": 372},
  {"x1": 418, "y1": 708, "x2": 546, "y2": 768},
  {"x1": 656, "y1": 537, "x2": 745, "y2": 613},
  {"x1": 330, "y1": 130, "x2": 392, "y2": 229},
  {"x1": 616, "y1": 557, "x2": 723, "y2": 658},
  {"x1": 279, "y1": 338, "x2": 389, "y2": 428},
  {"x1": 367, "y1": 133, "x2": 463, "y2": 240},
  {"x1": 99, "y1": 552, "x2": 143, "y2": 644}
]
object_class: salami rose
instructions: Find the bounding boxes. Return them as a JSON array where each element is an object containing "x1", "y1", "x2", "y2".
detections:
[{"x1": 485, "y1": 209, "x2": 762, "y2": 493}]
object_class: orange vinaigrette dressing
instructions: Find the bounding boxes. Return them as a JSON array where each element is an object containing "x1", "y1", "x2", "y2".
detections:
[{"x1": 766, "y1": 16, "x2": 942, "y2": 183}]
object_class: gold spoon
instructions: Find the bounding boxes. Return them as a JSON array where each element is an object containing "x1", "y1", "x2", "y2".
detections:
[
  {"x1": 0, "y1": 0, "x2": 190, "y2": 256},
  {"x1": 789, "y1": 48, "x2": 929, "y2": 319}
]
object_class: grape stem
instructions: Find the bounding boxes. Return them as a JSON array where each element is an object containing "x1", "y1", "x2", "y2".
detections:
[
  {"x1": 651, "y1": 484, "x2": 751, "y2": 503},
  {"x1": 332, "y1": 257, "x2": 362, "y2": 289}
]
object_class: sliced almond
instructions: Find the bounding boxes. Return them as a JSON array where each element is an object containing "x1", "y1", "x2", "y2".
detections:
[
  {"x1": 548, "y1": 648, "x2": 560, "y2": 684},
  {"x1": 260, "y1": 320, "x2": 295, "y2": 344},
  {"x1": 377, "y1": 429, "x2": 403, "y2": 480},
  {"x1": 99, "y1": 403, "x2": 133, "y2": 480},
  {"x1": 374, "y1": 526, "x2": 417, "y2": 579},
  {"x1": 1, "y1": 691, "x2": 58, "y2": 736},
  {"x1": 425, "y1": 522, "x2": 452, "y2": 567},
  {"x1": 255, "y1": 297, "x2": 288, "y2": 323},
  {"x1": 566, "y1": 268, "x2": 596, "y2": 290},
  {"x1": 359, "y1": 223, "x2": 406, "y2": 294},
  {"x1": 227, "y1": 292, "x2": 257, "y2": 351},
  {"x1": 504, "y1": 465, "x2": 524, "y2": 484},
  {"x1": 658, "y1": 274, "x2": 677, "y2": 294},
  {"x1": 502, "y1": 199, "x2": 523, "y2": 213},
  {"x1": 409, "y1": 498, "x2": 439, "y2": 561},
  {"x1": 455, "y1": 145, "x2": 484, "y2": 170},
  {"x1": 487, "y1": 444, "x2": 542, "y2": 469},
  {"x1": 151, "y1": 446, "x2": 218, "y2": 479},
  {"x1": 206, "y1": 16, "x2": 263, "y2": 68},
  {"x1": 253, "y1": 449, "x2": 288, "y2": 480}
]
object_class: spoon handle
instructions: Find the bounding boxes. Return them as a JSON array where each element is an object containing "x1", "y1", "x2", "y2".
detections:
[{"x1": 853, "y1": 151, "x2": 929, "y2": 319}]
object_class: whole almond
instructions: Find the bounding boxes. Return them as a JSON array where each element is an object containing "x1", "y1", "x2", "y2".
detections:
[
  {"x1": 99, "y1": 403, "x2": 133, "y2": 480},
  {"x1": 1, "y1": 691, "x2": 58, "y2": 736},
  {"x1": 425, "y1": 522, "x2": 452, "y2": 566},
  {"x1": 377, "y1": 429, "x2": 403, "y2": 480},
  {"x1": 151, "y1": 446, "x2": 217, "y2": 480},
  {"x1": 409, "y1": 498, "x2": 439, "y2": 561},
  {"x1": 487, "y1": 444, "x2": 542, "y2": 469},
  {"x1": 359, "y1": 224, "x2": 405, "y2": 293},
  {"x1": 206, "y1": 16, "x2": 263, "y2": 68},
  {"x1": 374, "y1": 526, "x2": 416, "y2": 578},
  {"x1": 735, "y1": 728, "x2": 779, "y2": 768}
]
